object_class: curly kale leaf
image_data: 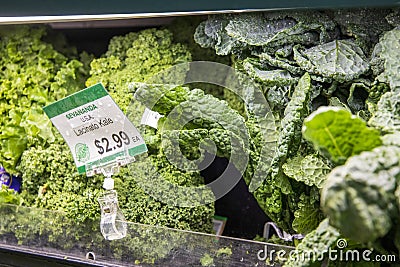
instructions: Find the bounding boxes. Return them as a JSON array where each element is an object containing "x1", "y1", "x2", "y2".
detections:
[
  {"x1": 303, "y1": 107, "x2": 382, "y2": 165},
  {"x1": 321, "y1": 146, "x2": 400, "y2": 243},
  {"x1": 116, "y1": 159, "x2": 215, "y2": 233},
  {"x1": 86, "y1": 28, "x2": 191, "y2": 114},
  {"x1": 283, "y1": 219, "x2": 340, "y2": 267},
  {"x1": 0, "y1": 186, "x2": 23, "y2": 205},
  {"x1": 294, "y1": 40, "x2": 369, "y2": 83},
  {"x1": 17, "y1": 140, "x2": 103, "y2": 222},
  {"x1": 18, "y1": 137, "x2": 215, "y2": 232},
  {"x1": 0, "y1": 26, "x2": 88, "y2": 174}
]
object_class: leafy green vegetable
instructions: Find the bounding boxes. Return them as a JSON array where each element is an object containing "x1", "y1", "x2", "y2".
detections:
[
  {"x1": 134, "y1": 83, "x2": 249, "y2": 173},
  {"x1": 242, "y1": 59, "x2": 299, "y2": 87},
  {"x1": 283, "y1": 154, "x2": 330, "y2": 188},
  {"x1": 369, "y1": 91, "x2": 400, "y2": 133},
  {"x1": 86, "y1": 28, "x2": 191, "y2": 114},
  {"x1": 272, "y1": 73, "x2": 312, "y2": 176},
  {"x1": 195, "y1": 11, "x2": 335, "y2": 56},
  {"x1": 303, "y1": 107, "x2": 382, "y2": 165},
  {"x1": 117, "y1": 158, "x2": 214, "y2": 232},
  {"x1": 382, "y1": 132, "x2": 400, "y2": 147},
  {"x1": 321, "y1": 146, "x2": 400, "y2": 243},
  {"x1": 333, "y1": 9, "x2": 392, "y2": 54},
  {"x1": 292, "y1": 191, "x2": 324, "y2": 235},
  {"x1": 1, "y1": 9, "x2": 399, "y2": 265},
  {"x1": 194, "y1": 8, "x2": 400, "y2": 265},
  {"x1": 200, "y1": 253, "x2": 214, "y2": 266},
  {"x1": 18, "y1": 139, "x2": 103, "y2": 222},
  {"x1": 15, "y1": 27, "x2": 215, "y2": 236},
  {"x1": 0, "y1": 26, "x2": 89, "y2": 174},
  {"x1": 0, "y1": 185, "x2": 23, "y2": 205},
  {"x1": 284, "y1": 219, "x2": 340, "y2": 267},
  {"x1": 372, "y1": 27, "x2": 400, "y2": 89},
  {"x1": 293, "y1": 40, "x2": 369, "y2": 83},
  {"x1": 133, "y1": 83, "x2": 190, "y2": 115}
]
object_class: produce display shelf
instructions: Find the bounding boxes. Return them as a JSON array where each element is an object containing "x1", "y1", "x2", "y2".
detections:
[
  {"x1": 0, "y1": 204, "x2": 293, "y2": 267},
  {"x1": 0, "y1": 0, "x2": 399, "y2": 24},
  {"x1": 1, "y1": 2, "x2": 400, "y2": 267}
]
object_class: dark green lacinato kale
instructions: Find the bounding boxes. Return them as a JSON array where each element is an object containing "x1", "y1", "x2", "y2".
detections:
[
  {"x1": 270, "y1": 73, "x2": 313, "y2": 184},
  {"x1": 369, "y1": 91, "x2": 400, "y2": 133},
  {"x1": 368, "y1": 28, "x2": 400, "y2": 133},
  {"x1": 251, "y1": 73, "x2": 325, "y2": 233},
  {"x1": 194, "y1": 9, "x2": 391, "y2": 122},
  {"x1": 134, "y1": 72, "x2": 325, "y2": 234},
  {"x1": 293, "y1": 40, "x2": 369, "y2": 83},
  {"x1": 195, "y1": 8, "x2": 400, "y2": 266},
  {"x1": 133, "y1": 82, "x2": 249, "y2": 172},
  {"x1": 333, "y1": 9, "x2": 392, "y2": 55},
  {"x1": 282, "y1": 154, "x2": 330, "y2": 189},
  {"x1": 321, "y1": 146, "x2": 400, "y2": 244},
  {"x1": 194, "y1": 11, "x2": 335, "y2": 56},
  {"x1": 371, "y1": 27, "x2": 400, "y2": 90},
  {"x1": 0, "y1": 26, "x2": 90, "y2": 174}
]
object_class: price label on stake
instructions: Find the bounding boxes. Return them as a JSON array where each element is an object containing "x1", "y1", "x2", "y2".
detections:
[{"x1": 43, "y1": 83, "x2": 147, "y2": 176}]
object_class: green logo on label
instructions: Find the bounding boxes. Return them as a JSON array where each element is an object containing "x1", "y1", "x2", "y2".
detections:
[{"x1": 75, "y1": 143, "x2": 90, "y2": 163}]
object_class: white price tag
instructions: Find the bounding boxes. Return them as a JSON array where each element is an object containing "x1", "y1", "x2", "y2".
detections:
[
  {"x1": 140, "y1": 108, "x2": 163, "y2": 129},
  {"x1": 43, "y1": 83, "x2": 147, "y2": 175}
]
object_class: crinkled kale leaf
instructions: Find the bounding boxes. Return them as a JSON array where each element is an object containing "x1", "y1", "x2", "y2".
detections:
[{"x1": 321, "y1": 146, "x2": 400, "y2": 243}]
